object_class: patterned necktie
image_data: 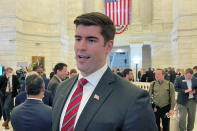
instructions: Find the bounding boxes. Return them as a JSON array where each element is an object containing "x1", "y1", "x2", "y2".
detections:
[{"x1": 61, "y1": 78, "x2": 88, "y2": 131}]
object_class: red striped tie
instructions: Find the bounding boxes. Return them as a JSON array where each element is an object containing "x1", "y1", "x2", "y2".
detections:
[{"x1": 61, "y1": 78, "x2": 87, "y2": 131}]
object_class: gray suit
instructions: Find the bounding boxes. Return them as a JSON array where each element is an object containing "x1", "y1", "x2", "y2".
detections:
[
  {"x1": 52, "y1": 68, "x2": 157, "y2": 131},
  {"x1": 48, "y1": 75, "x2": 61, "y2": 97}
]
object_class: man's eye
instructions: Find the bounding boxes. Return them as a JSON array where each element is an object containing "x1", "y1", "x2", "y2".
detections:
[
  {"x1": 75, "y1": 38, "x2": 81, "y2": 42},
  {"x1": 89, "y1": 39, "x2": 96, "y2": 43}
]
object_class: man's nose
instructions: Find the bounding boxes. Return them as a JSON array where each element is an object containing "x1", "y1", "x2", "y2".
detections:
[{"x1": 78, "y1": 39, "x2": 87, "y2": 50}]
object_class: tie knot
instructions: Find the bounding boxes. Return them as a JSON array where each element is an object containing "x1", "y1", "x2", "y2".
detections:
[{"x1": 79, "y1": 78, "x2": 88, "y2": 86}]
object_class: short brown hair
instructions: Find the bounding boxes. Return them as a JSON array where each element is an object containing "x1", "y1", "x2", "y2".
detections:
[
  {"x1": 74, "y1": 12, "x2": 116, "y2": 46},
  {"x1": 6, "y1": 67, "x2": 13, "y2": 71},
  {"x1": 185, "y1": 68, "x2": 193, "y2": 74},
  {"x1": 193, "y1": 66, "x2": 197, "y2": 70},
  {"x1": 156, "y1": 69, "x2": 165, "y2": 75},
  {"x1": 70, "y1": 69, "x2": 77, "y2": 74}
]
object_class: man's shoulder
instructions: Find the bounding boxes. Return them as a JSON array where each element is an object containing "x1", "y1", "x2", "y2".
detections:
[
  {"x1": 16, "y1": 91, "x2": 26, "y2": 99},
  {"x1": 12, "y1": 102, "x2": 24, "y2": 115},
  {"x1": 175, "y1": 75, "x2": 185, "y2": 81},
  {"x1": 28, "y1": 99, "x2": 52, "y2": 112},
  {"x1": 192, "y1": 76, "x2": 197, "y2": 82},
  {"x1": 41, "y1": 103, "x2": 52, "y2": 111},
  {"x1": 59, "y1": 76, "x2": 77, "y2": 87},
  {"x1": 50, "y1": 76, "x2": 59, "y2": 83},
  {"x1": 48, "y1": 76, "x2": 60, "y2": 87}
]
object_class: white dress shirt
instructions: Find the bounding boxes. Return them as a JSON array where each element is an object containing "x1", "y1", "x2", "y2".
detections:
[
  {"x1": 185, "y1": 78, "x2": 194, "y2": 99},
  {"x1": 59, "y1": 64, "x2": 108, "y2": 130},
  {"x1": 6, "y1": 75, "x2": 12, "y2": 92}
]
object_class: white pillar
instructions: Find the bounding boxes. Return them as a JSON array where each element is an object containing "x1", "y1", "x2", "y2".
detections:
[{"x1": 130, "y1": 44, "x2": 143, "y2": 81}]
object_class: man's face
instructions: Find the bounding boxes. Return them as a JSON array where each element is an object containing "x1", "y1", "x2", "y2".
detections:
[
  {"x1": 36, "y1": 68, "x2": 44, "y2": 76},
  {"x1": 128, "y1": 71, "x2": 133, "y2": 81},
  {"x1": 193, "y1": 68, "x2": 197, "y2": 73},
  {"x1": 185, "y1": 73, "x2": 193, "y2": 79},
  {"x1": 6, "y1": 69, "x2": 13, "y2": 76},
  {"x1": 74, "y1": 25, "x2": 113, "y2": 76},
  {"x1": 70, "y1": 72, "x2": 77, "y2": 77},
  {"x1": 155, "y1": 70, "x2": 164, "y2": 82},
  {"x1": 58, "y1": 66, "x2": 68, "y2": 80}
]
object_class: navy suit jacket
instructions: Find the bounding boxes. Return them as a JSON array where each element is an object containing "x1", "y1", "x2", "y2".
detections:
[
  {"x1": 15, "y1": 90, "x2": 53, "y2": 107},
  {"x1": 52, "y1": 67, "x2": 157, "y2": 131},
  {"x1": 174, "y1": 76, "x2": 197, "y2": 105},
  {"x1": 11, "y1": 99, "x2": 52, "y2": 131}
]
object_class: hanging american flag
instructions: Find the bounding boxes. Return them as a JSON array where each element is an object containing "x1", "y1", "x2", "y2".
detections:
[{"x1": 105, "y1": 0, "x2": 131, "y2": 34}]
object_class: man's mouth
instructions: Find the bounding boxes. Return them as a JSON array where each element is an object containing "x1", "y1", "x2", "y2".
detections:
[{"x1": 78, "y1": 55, "x2": 90, "y2": 59}]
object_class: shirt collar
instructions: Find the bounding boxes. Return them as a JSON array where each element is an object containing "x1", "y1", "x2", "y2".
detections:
[
  {"x1": 27, "y1": 98, "x2": 42, "y2": 101},
  {"x1": 185, "y1": 77, "x2": 191, "y2": 81},
  {"x1": 78, "y1": 64, "x2": 108, "y2": 87},
  {"x1": 156, "y1": 80, "x2": 164, "y2": 84}
]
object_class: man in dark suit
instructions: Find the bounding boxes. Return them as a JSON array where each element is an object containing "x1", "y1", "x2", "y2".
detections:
[
  {"x1": 0, "y1": 67, "x2": 20, "y2": 129},
  {"x1": 11, "y1": 73, "x2": 52, "y2": 131},
  {"x1": 174, "y1": 68, "x2": 197, "y2": 131},
  {"x1": 48, "y1": 63, "x2": 68, "y2": 97},
  {"x1": 15, "y1": 90, "x2": 53, "y2": 107},
  {"x1": 52, "y1": 12, "x2": 157, "y2": 131}
]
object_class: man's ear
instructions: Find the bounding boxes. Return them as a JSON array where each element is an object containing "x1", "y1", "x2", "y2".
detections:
[
  {"x1": 42, "y1": 84, "x2": 45, "y2": 92},
  {"x1": 105, "y1": 40, "x2": 114, "y2": 55}
]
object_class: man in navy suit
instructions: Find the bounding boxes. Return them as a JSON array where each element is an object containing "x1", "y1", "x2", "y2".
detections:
[
  {"x1": 11, "y1": 73, "x2": 52, "y2": 131},
  {"x1": 52, "y1": 12, "x2": 157, "y2": 131},
  {"x1": 174, "y1": 68, "x2": 197, "y2": 131}
]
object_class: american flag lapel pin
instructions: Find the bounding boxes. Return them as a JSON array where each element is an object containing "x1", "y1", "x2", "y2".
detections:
[{"x1": 94, "y1": 94, "x2": 99, "y2": 101}]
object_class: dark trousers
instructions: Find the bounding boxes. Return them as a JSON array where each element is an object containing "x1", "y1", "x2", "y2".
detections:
[
  {"x1": 154, "y1": 104, "x2": 170, "y2": 131},
  {"x1": 2, "y1": 93, "x2": 12, "y2": 121}
]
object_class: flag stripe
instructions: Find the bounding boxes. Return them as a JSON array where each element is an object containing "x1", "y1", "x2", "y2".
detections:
[
  {"x1": 118, "y1": 0, "x2": 121, "y2": 25},
  {"x1": 116, "y1": 1, "x2": 119, "y2": 25},
  {"x1": 128, "y1": 0, "x2": 130, "y2": 24},
  {"x1": 120, "y1": 0, "x2": 122, "y2": 25},
  {"x1": 112, "y1": 2, "x2": 115, "y2": 24},
  {"x1": 123, "y1": 0, "x2": 126, "y2": 25},
  {"x1": 105, "y1": 0, "x2": 131, "y2": 26},
  {"x1": 108, "y1": 2, "x2": 111, "y2": 20}
]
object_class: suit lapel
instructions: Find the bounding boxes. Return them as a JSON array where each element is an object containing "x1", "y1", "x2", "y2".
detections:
[
  {"x1": 53, "y1": 76, "x2": 78, "y2": 129},
  {"x1": 75, "y1": 68, "x2": 116, "y2": 131}
]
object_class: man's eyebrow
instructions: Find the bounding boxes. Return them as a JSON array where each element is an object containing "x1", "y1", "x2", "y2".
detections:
[
  {"x1": 74, "y1": 35, "x2": 98, "y2": 40},
  {"x1": 86, "y1": 36, "x2": 98, "y2": 40},
  {"x1": 75, "y1": 35, "x2": 81, "y2": 38}
]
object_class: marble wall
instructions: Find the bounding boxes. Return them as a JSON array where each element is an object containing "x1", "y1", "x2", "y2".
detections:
[{"x1": 0, "y1": 0, "x2": 16, "y2": 70}]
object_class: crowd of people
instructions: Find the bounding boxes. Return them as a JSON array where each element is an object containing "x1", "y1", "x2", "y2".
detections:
[
  {"x1": 0, "y1": 12, "x2": 197, "y2": 131},
  {"x1": 112, "y1": 66, "x2": 197, "y2": 131},
  {"x1": 0, "y1": 64, "x2": 78, "y2": 130}
]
